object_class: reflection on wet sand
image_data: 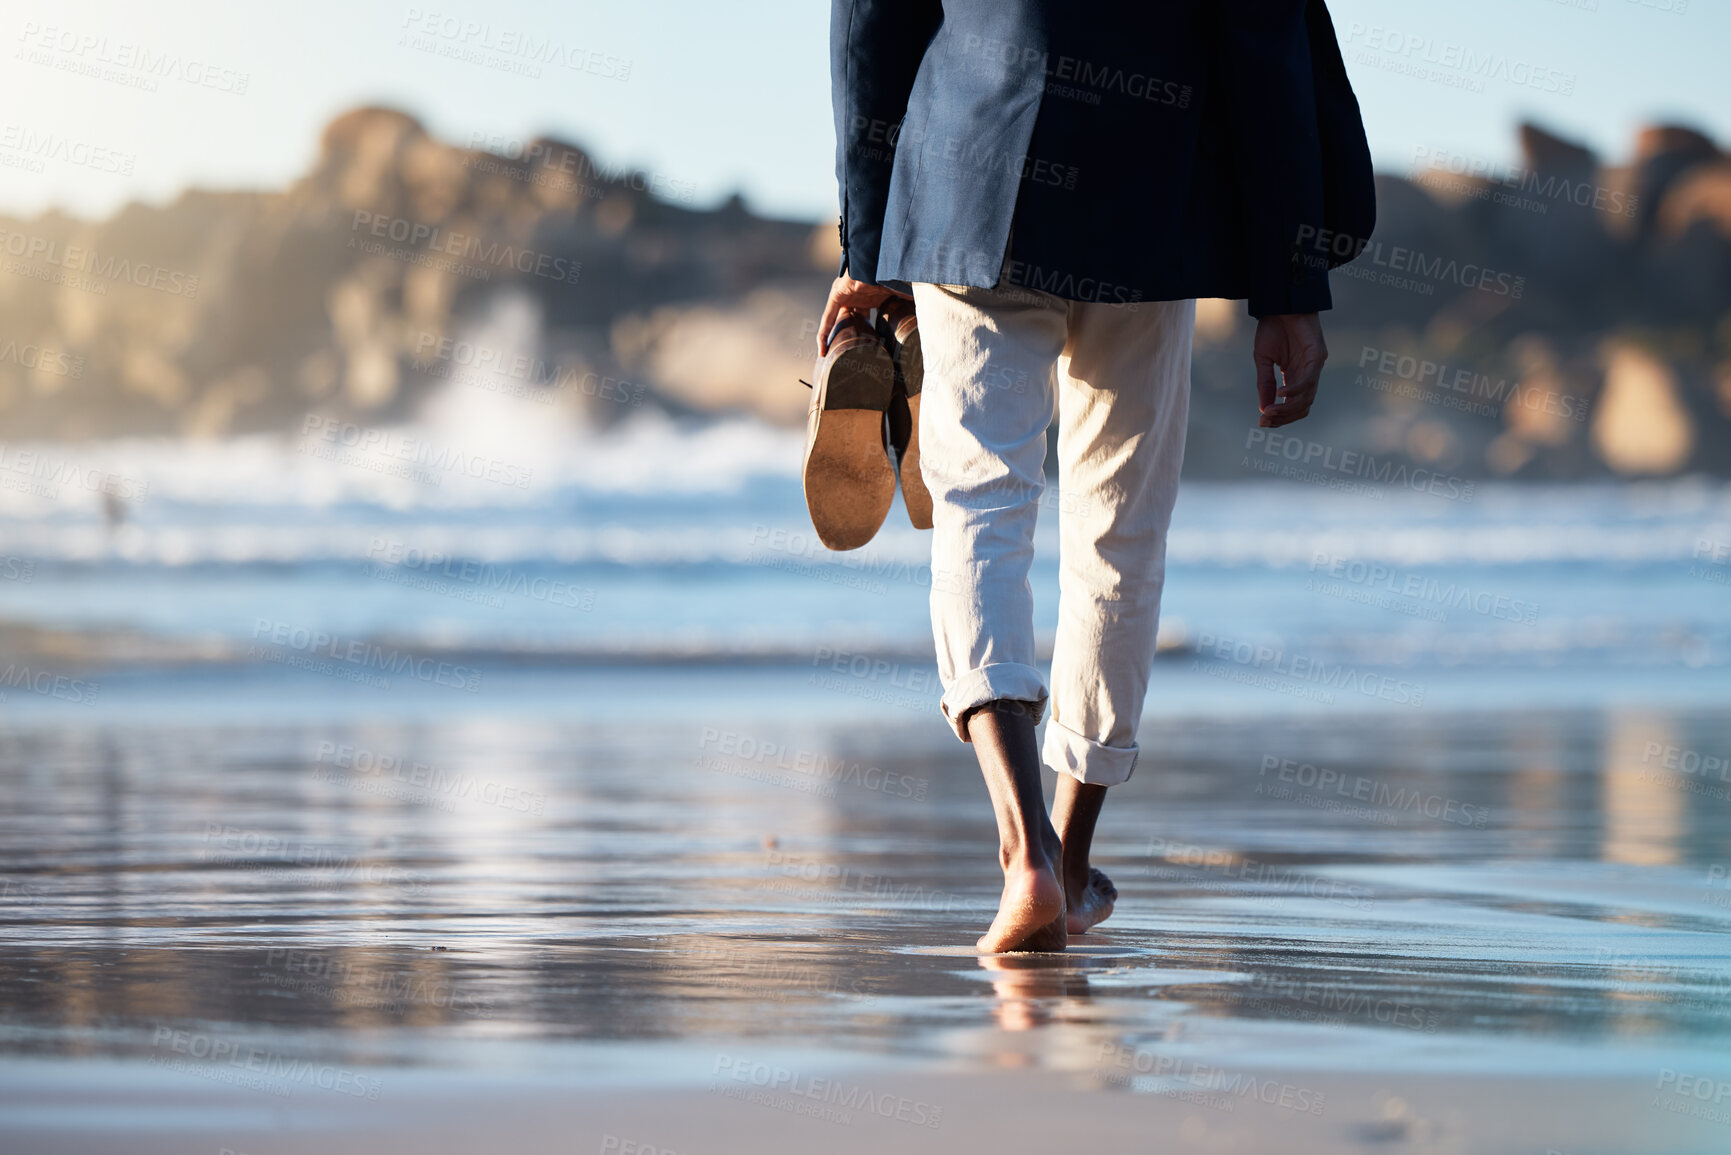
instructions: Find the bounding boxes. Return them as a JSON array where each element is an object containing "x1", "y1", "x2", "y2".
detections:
[
  {"x1": 3, "y1": 698, "x2": 1731, "y2": 1150},
  {"x1": 1603, "y1": 710, "x2": 1687, "y2": 867},
  {"x1": 976, "y1": 952, "x2": 1095, "y2": 1036}
]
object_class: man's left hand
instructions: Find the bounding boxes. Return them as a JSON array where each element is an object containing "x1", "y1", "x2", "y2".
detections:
[{"x1": 1253, "y1": 312, "x2": 1328, "y2": 428}]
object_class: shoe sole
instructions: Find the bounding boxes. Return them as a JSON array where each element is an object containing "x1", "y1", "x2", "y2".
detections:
[
  {"x1": 895, "y1": 326, "x2": 933, "y2": 530},
  {"x1": 803, "y1": 342, "x2": 896, "y2": 551}
]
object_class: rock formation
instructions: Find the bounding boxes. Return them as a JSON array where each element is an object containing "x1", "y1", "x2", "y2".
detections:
[{"x1": 1, "y1": 107, "x2": 1728, "y2": 479}]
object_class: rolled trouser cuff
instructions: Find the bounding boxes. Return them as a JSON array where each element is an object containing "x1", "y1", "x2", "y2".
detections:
[
  {"x1": 1043, "y1": 717, "x2": 1138, "y2": 786},
  {"x1": 941, "y1": 662, "x2": 1048, "y2": 740}
]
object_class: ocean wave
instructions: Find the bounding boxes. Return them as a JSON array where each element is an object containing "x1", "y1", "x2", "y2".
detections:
[
  {"x1": 0, "y1": 410, "x2": 803, "y2": 517},
  {"x1": 0, "y1": 510, "x2": 1723, "y2": 568},
  {"x1": 0, "y1": 424, "x2": 1727, "y2": 571}
]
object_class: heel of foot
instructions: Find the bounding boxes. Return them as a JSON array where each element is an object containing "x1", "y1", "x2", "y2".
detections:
[{"x1": 978, "y1": 868, "x2": 1067, "y2": 953}]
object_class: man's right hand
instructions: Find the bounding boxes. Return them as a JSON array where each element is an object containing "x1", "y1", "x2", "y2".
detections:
[
  {"x1": 818, "y1": 275, "x2": 909, "y2": 354},
  {"x1": 1253, "y1": 312, "x2": 1328, "y2": 428}
]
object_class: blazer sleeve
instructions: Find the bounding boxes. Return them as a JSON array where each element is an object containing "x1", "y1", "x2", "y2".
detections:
[
  {"x1": 831, "y1": 0, "x2": 942, "y2": 284},
  {"x1": 1211, "y1": 0, "x2": 1333, "y2": 317}
]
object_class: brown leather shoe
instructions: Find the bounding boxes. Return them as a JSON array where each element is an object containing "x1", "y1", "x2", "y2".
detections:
[
  {"x1": 802, "y1": 313, "x2": 897, "y2": 551},
  {"x1": 877, "y1": 298, "x2": 931, "y2": 530}
]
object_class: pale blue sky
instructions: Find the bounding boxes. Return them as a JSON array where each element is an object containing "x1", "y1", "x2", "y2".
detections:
[{"x1": 0, "y1": 0, "x2": 1724, "y2": 222}]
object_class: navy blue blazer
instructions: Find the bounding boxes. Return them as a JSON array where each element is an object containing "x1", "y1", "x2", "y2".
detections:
[{"x1": 831, "y1": 0, "x2": 1375, "y2": 316}]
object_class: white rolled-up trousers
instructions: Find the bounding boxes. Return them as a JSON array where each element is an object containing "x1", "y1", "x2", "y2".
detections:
[{"x1": 912, "y1": 277, "x2": 1195, "y2": 788}]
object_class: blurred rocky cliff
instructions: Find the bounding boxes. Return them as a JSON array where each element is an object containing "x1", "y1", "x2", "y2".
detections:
[
  {"x1": 1186, "y1": 122, "x2": 1731, "y2": 480},
  {"x1": 2, "y1": 108, "x2": 1729, "y2": 478},
  {"x1": 0, "y1": 107, "x2": 835, "y2": 440}
]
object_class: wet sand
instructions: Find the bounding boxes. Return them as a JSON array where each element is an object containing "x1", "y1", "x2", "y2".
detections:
[
  {"x1": 0, "y1": 1062, "x2": 1707, "y2": 1154},
  {"x1": 3, "y1": 667, "x2": 1731, "y2": 1153}
]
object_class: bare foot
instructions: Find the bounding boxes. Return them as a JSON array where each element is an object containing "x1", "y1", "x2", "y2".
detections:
[
  {"x1": 978, "y1": 861, "x2": 1067, "y2": 953},
  {"x1": 1065, "y1": 866, "x2": 1117, "y2": 935}
]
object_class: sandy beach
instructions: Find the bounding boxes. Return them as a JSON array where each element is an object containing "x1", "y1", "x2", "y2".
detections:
[{"x1": 4, "y1": 663, "x2": 1730, "y2": 1153}]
